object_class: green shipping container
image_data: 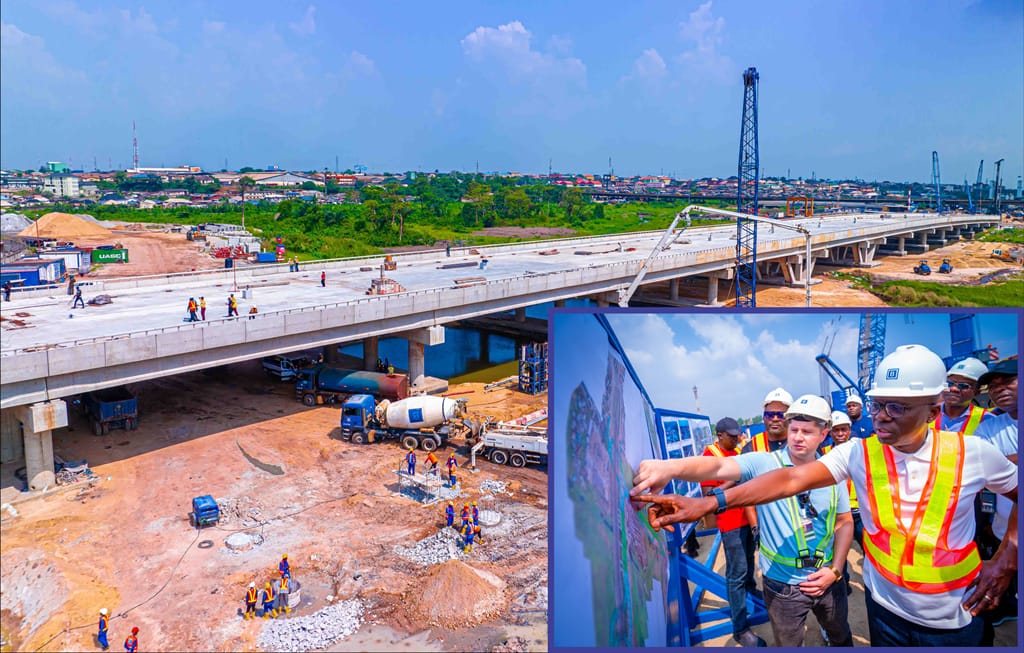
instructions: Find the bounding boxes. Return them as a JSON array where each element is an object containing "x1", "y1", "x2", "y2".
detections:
[{"x1": 92, "y1": 249, "x2": 129, "y2": 263}]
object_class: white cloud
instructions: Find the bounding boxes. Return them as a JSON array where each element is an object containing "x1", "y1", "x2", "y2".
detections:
[
  {"x1": 345, "y1": 51, "x2": 377, "y2": 77},
  {"x1": 626, "y1": 48, "x2": 668, "y2": 82},
  {"x1": 0, "y1": 22, "x2": 88, "y2": 93},
  {"x1": 290, "y1": 5, "x2": 317, "y2": 36},
  {"x1": 461, "y1": 21, "x2": 585, "y2": 84},
  {"x1": 675, "y1": 1, "x2": 734, "y2": 83},
  {"x1": 203, "y1": 20, "x2": 225, "y2": 35},
  {"x1": 118, "y1": 7, "x2": 159, "y2": 34},
  {"x1": 37, "y1": 0, "x2": 105, "y2": 35}
]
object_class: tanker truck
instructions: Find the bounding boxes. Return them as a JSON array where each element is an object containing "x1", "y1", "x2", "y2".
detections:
[
  {"x1": 295, "y1": 366, "x2": 409, "y2": 406},
  {"x1": 339, "y1": 394, "x2": 470, "y2": 451}
]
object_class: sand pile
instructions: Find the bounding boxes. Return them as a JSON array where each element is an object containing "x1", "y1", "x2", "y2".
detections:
[
  {"x1": 17, "y1": 212, "x2": 113, "y2": 238},
  {"x1": 408, "y1": 559, "x2": 506, "y2": 627}
]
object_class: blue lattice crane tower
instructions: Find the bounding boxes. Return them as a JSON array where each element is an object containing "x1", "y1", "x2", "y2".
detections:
[
  {"x1": 931, "y1": 151, "x2": 943, "y2": 213},
  {"x1": 972, "y1": 160, "x2": 984, "y2": 214},
  {"x1": 735, "y1": 67, "x2": 760, "y2": 307},
  {"x1": 857, "y1": 313, "x2": 887, "y2": 395}
]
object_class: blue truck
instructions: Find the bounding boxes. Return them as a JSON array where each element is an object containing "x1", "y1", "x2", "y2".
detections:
[{"x1": 82, "y1": 387, "x2": 139, "y2": 436}]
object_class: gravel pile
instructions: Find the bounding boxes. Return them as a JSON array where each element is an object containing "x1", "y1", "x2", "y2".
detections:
[
  {"x1": 393, "y1": 528, "x2": 467, "y2": 566},
  {"x1": 257, "y1": 598, "x2": 364, "y2": 652},
  {"x1": 479, "y1": 480, "x2": 512, "y2": 495},
  {"x1": 216, "y1": 497, "x2": 265, "y2": 526}
]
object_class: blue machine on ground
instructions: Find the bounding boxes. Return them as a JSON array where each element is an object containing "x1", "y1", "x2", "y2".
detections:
[
  {"x1": 938, "y1": 258, "x2": 953, "y2": 273},
  {"x1": 190, "y1": 495, "x2": 220, "y2": 528},
  {"x1": 82, "y1": 387, "x2": 138, "y2": 435},
  {"x1": 913, "y1": 260, "x2": 932, "y2": 275}
]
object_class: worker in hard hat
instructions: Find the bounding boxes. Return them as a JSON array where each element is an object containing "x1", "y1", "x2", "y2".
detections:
[
  {"x1": 123, "y1": 627, "x2": 139, "y2": 653},
  {"x1": 472, "y1": 522, "x2": 484, "y2": 544},
  {"x1": 98, "y1": 608, "x2": 110, "y2": 650},
  {"x1": 742, "y1": 387, "x2": 793, "y2": 453},
  {"x1": 471, "y1": 501, "x2": 479, "y2": 526},
  {"x1": 700, "y1": 417, "x2": 764, "y2": 647},
  {"x1": 261, "y1": 582, "x2": 278, "y2": 619},
  {"x1": 279, "y1": 553, "x2": 290, "y2": 578},
  {"x1": 460, "y1": 503, "x2": 471, "y2": 529},
  {"x1": 445, "y1": 501, "x2": 455, "y2": 528},
  {"x1": 843, "y1": 395, "x2": 873, "y2": 439},
  {"x1": 446, "y1": 453, "x2": 459, "y2": 488},
  {"x1": 425, "y1": 451, "x2": 439, "y2": 475},
  {"x1": 405, "y1": 447, "x2": 417, "y2": 476},
  {"x1": 632, "y1": 345, "x2": 1019, "y2": 647},
  {"x1": 936, "y1": 357, "x2": 993, "y2": 436},
  {"x1": 244, "y1": 582, "x2": 258, "y2": 620},
  {"x1": 461, "y1": 521, "x2": 476, "y2": 553},
  {"x1": 277, "y1": 574, "x2": 292, "y2": 615},
  {"x1": 973, "y1": 357, "x2": 1020, "y2": 638}
]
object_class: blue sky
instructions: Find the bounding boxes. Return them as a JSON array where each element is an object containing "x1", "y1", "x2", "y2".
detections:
[
  {"x1": 602, "y1": 310, "x2": 1019, "y2": 423},
  {"x1": 2, "y1": 1, "x2": 1021, "y2": 182}
]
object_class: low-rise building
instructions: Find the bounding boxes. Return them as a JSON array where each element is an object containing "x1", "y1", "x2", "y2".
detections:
[{"x1": 43, "y1": 174, "x2": 81, "y2": 198}]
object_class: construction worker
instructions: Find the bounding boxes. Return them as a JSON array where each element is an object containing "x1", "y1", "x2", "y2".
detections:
[
  {"x1": 248, "y1": 305, "x2": 259, "y2": 320},
  {"x1": 2, "y1": 280, "x2": 11, "y2": 302},
  {"x1": 98, "y1": 608, "x2": 110, "y2": 650},
  {"x1": 472, "y1": 501, "x2": 480, "y2": 525},
  {"x1": 742, "y1": 387, "x2": 792, "y2": 453},
  {"x1": 461, "y1": 503, "x2": 471, "y2": 529},
  {"x1": 632, "y1": 345, "x2": 1019, "y2": 647},
  {"x1": 320, "y1": 270, "x2": 326, "y2": 287},
  {"x1": 974, "y1": 357, "x2": 1020, "y2": 635},
  {"x1": 405, "y1": 447, "x2": 416, "y2": 475},
  {"x1": 461, "y1": 521, "x2": 476, "y2": 553},
  {"x1": 473, "y1": 523, "x2": 483, "y2": 544},
  {"x1": 123, "y1": 627, "x2": 138, "y2": 653},
  {"x1": 72, "y1": 284, "x2": 85, "y2": 309},
  {"x1": 445, "y1": 501, "x2": 455, "y2": 528},
  {"x1": 278, "y1": 554, "x2": 290, "y2": 578},
  {"x1": 446, "y1": 453, "x2": 458, "y2": 487},
  {"x1": 935, "y1": 357, "x2": 993, "y2": 435},
  {"x1": 637, "y1": 395, "x2": 854, "y2": 646},
  {"x1": 701, "y1": 417, "x2": 763, "y2": 648},
  {"x1": 244, "y1": 582, "x2": 258, "y2": 620},
  {"x1": 227, "y1": 293, "x2": 239, "y2": 317},
  {"x1": 844, "y1": 395, "x2": 873, "y2": 439},
  {"x1": 199, "y1": 296, "x2": 206, "y2": 320},
  {"x1": 277, "y1": 574, "x2": 292, "y2": 615},
  {"x1": 425, "y1": 451, "x2": 439, "y2": 475},
  {"x1": 187, "y1": 297, "x2": 198, "y2": 322},
  {"x1": 261, "y1": 582, "x2": 278, "y2": 619}
]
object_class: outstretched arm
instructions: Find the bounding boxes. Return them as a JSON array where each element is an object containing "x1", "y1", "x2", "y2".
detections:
[{"x1": 630, "y1": 455, "x2": 742, "y2": 497}]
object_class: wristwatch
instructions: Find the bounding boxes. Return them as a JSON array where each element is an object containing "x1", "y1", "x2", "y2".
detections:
[
  {"x1": 711, "y1": 487, "x2": 728, "y2": 514},
  {"x1": 828, "y1": 566, "x2": 842, "y2": 582}
]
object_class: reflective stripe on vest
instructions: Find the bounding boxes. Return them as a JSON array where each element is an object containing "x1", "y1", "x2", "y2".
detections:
[
  {"x1": 707, "y1": 443, "x2": 724, "y2": 457},
  {"x1": 757, "y1": 452, "x2": 838, "y2": 568},
  {"x1": 820, "y1": 444, "x2": 833, "y2": 455},
  {"x1": 932, "y1": 404, "x2": 988, "y2": 437},
  {"x1": 752, "y1": 433, "x2": 770, "y2": 452},
  {"x1": 862, "y1": 427, "x2": 981, "y2": 593},
  {"x1": 847, "y1": 479, "x2": 859, "y2": 510},
  {"x1": 247, "y1": 588, "x2": 257, "y2": 602}
]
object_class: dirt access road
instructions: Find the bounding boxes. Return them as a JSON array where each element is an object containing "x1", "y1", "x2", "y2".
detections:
[
  {"x1": 76, "y1": 228, "x2": 223, "y2": 279},
  {"x1": 1, "y1": 361, "x2": 548, "y2": 653}
]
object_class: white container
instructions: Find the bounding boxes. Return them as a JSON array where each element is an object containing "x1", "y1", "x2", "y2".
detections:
[{"x1": 384, "y1": 396, "x2": 462, "y2": 430}]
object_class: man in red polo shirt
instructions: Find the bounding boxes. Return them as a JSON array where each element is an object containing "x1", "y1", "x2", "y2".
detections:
[{"x1": 702, "y1": 417, "x2": 766, "y2": 647}]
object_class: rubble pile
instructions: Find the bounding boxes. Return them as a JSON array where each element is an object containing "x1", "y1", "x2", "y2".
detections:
[
  {"x1": 257, "y1": 598, "x2": 364, "y2": 652},
  {"x1": 393, "y1": 528, "x2": 466, "y2": 566},
  {"x1": 479, "y1": 480, "x2": 512, "y2": 495},
  {"x1": 215, "y1": 497, "x2": 265, "y2": 527}
]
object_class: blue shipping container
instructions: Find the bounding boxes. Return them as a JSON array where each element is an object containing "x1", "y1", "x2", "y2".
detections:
[{"x1": 256, "y1": 252, "x2": 278, "y2": 263}]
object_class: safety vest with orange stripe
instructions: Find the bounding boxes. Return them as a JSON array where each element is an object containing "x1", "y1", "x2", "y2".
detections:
[
  {"x1": 862, "y1": 427, "x2": 981, "y2": 593},
  {"x1": 751, "y1": 433, "x2": 771, "y2": 452},
  {"x1": 932, "y1": 403, "x2": 988, "y2": 437},
  {"x1": 707, "y1": 442, "x2": 738, "y2": 457},
  {"x1": 246, "y1": 587, "x2": 258, "y2": 603}
]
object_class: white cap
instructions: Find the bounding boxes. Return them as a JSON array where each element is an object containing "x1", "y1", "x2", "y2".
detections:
[
  {"x1": 785, "y1": 394, "x2": 833, "y2": 425},
  {"x1": 845, "y1": 394, "x2": 863, "y2": 406},
  {"x1": 763, "y1": 387, "x2": 794, "y2": 407},
  {"x1": 867, "y1": 344, "x2": 947, "y2": 398},
  {"x1": 947, "y1": 357, "x2": 989, "y2": 382},
  {"x1": 249, "y1": 582, "x2": 255, "y2": 588},
  {"x1": 99, "y1": 608, "x2": 108, "y2": 616},
  {"x1": 830, "y1": 410, "x2": 852, "y2": 427}
]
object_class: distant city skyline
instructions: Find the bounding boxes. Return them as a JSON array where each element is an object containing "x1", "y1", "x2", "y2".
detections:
[{"x1": 2, "y1": 1, "x2": 1021, "y2": 183}]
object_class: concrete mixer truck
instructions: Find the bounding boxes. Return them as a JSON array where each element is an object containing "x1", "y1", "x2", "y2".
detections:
[{"x1": 339, "y1": 394, "x2": 470, "y2": 451}]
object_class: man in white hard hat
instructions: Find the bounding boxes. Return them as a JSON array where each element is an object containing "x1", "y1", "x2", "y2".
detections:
[
  {"x1": 742, "y1": 387, "x2": 793, "y2": 453},
  {"x1": 98, "y1": 608, "x2": 110, "y2": 650},
  {"x1": 632, "y1": 395, "x2": 854, "y2": 646},
  {"x1": 844, "y1": 395, "x2": 873, "y2": 440},
  {"x1": 631, "y1": 344, "x2": 1018, "y2": 647},
  {"x1": 938, "y1": 357, "x2": 994, "y2": 436}
]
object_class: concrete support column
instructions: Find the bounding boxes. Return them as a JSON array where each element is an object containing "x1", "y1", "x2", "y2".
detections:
[
  {"x1": 553, "y1": 299, "x2": 567, "y2": 308},
  {"x1": 706, "y1": 273, "x2": 724, "y2": 306},
  {"x1": 16, "y1": 400, "x2": 67, "y2": 490},
  {"x1": 595, "y1": 296, "x2": 610, "y2": 308},
  {"x1": 514, "y1": 307, "x2": 527, "y2": 323},
  {"x1": 897, "y1": 236, "x2": 907, "y2": 256},
  {"x1": 854, "y1": 241, "x2": 879, "y2": 266},
  {"x1": 323, "y1": 343, "x2": 341, "y2": 365},
  {"x1": 1, "y1": 409, "x2": 24, "y2": 464},
  {"x1": 408, "y1": 340, "x2": 425, "y2": 388},
  {"x1": 669, "y1": 279, "x2": 680, "y2": 301},
  {"x1": 918, "y1": 231, "x2": 929, "y2": 248},
  {"x1": 362, "y1": 336, "x2": 379, "y2": 371}
]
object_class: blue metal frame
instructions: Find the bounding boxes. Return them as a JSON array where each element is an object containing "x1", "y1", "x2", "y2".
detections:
[
  {"x1": 932, "y1": 150, "x2": 943, "y2": 213},
  {"x1": 857, "y1": 313, "x2": 887, "y2": 393},
  {"x1": 736, "y1": 67, "x2": 759, "y2": 308}
]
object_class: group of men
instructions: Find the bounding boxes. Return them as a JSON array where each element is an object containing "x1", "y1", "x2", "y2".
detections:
[
  {"x1": 444, "y1": 500, "x2": 484, "y2": 552},
  {"x1": 96, "y1": 609, "x2": 138, "y2": 652},
  {"x1": 242, "y1": 553, "x2": 294, "y2": 621},
  {"x1": 185, "y1": 296, "x2": 207, "y2": 322},
  {"x1": 404, "y1": 449, "x2": 459, "y2": 488},
  {"x1": 631, "y1": 344, "x2": 1018, "y2": 647}
]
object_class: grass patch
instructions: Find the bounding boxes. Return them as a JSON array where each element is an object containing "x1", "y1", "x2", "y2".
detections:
[
  {"x1": 870, "y1": 273, "x2": 1024, "y2": 307},
  {"x1": 975, "y1": 227, "x2": 1024, "y2": 244}
]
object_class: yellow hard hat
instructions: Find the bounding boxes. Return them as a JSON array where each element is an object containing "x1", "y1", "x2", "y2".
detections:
[
  {"x1": 265, "y1": 582, "x2": 271, "y2": 588},
  {"x1": 472, "y1": 501, "x2": 477, "y2": 506},
  {"x1": 447, "y1": 501, "x2": 453, "y2": 505},
  {"x1": 282, "y1": 554, "x2": 288, "y2": 559}
]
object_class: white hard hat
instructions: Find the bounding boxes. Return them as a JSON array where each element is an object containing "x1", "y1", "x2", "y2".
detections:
[
  {"x1": 763, "y1": 387, "x2": 793, "y2": 407},
  {"x1": 249, "y1": 582, "x2": 255, "y2": 588},
  {"x1": 100, "y1": 608, "x2": 108, "y2": 616},
  {"x1": 845, "y1": 394, "x2": 863, "y2": 406},
  {"x1": 947, "y1": 357, "x2": 989, "y2": 382},
  {"x1": 830, "y1": 410, "x2": 852, "y2": 427},
  {"x1": 785, "y1": 394, "x2": 832, "y2": 425},
  {"x1": 867, "y1": 345, "x2": 947, "y2": 398}
]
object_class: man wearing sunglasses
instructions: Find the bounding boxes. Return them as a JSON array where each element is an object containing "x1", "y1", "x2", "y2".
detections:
[
  {"x1": 938, "y1": 357, "x2": 993, "y2": 436},
  {"x1": 632, "y1": 344, "x2": 1018, "y2": 647},
  {"x1": 742, "y1": 387, "x2": 793, "y2": 454},
  {"x1": 634, "y1": 395, "x2": 854, "y2": 646}
]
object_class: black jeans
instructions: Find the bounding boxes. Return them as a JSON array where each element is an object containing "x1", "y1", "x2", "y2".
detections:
[
  {"x1": 721, "y1": 525, "x2": 757, "y2": 636},
  {"x1": 864, "y1": 586, "x2": 983, "y2": 646},
  {"x1": 763, "y1": 575, "x2": 853, "y2": 646}
]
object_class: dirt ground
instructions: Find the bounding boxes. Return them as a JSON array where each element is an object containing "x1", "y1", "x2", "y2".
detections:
[
  {"x1": 471, "y1": 227, "x2": 576, "y2": 239},
  {"x1": 0, "y1": 362, "x2": 548, "y2": 653},
  {"x1": 75, "y1": 229, "x2": 224, "y2": 279}
]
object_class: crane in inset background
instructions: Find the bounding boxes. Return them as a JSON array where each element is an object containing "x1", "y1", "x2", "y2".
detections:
[
  {"x1": 994, "y1": 158, "x2": 1005, "y2": 215},
  {"x1": 692, "y1": 386, "x2": 701, "y2": 414},
  {"x1": 931, "y1": 151, "x2": 943, "y2": 213},
  {"x1": 972, "y1": 160, "x2": 984, "y2": 214},
  {"x1": 735, "y1": 67, "x2": 760, "y2": 307}
]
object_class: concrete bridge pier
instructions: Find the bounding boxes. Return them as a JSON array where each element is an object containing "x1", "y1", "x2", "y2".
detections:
[
  {"x1": 404, "y1": 326, "x2": 445, "y2": 390},
  {"x1": 322, "y1": 343, "x2": 342, "y2": 365},
  {"x1": 669, "y1": 278, "x2": 680, "y2": 301},
  {"x1": 854, "y1": 239, "x2": 883, "y2": 267},
  {"x1": 895, "y1": 236, "x2": 907, "y2": 256},
  {"x1": 703, "y1": 272, "x2": 729, "y2": 306},
  {"x1": 778, "y1": 253, "x2": 822, "y2": 287},
  {"x1": 362, "y1": 336, "x2": 379, "y2": 371},
  {"x1": 514, "y1": 307, "x2": 527, "y2": 323},
  {"x1": 15, "y1": 400, "x2": 68, "y2": 489},
  {"x1": 553, "y1": 299, "x2": 567, "y2": 308}
]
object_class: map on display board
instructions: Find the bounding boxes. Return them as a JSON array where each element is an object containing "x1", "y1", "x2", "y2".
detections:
[
  {"x1": 553, "y1": 313, "x2": 680, "y2": 647},
  {"x1": 658, "y1": 411, "x2": 715, "y2": 507}
]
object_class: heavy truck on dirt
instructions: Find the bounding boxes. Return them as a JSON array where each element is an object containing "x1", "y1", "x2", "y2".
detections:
[
  {"x1": 294, "y1": 365, "x2": 409, "y2": 406},
  {"x1": 339, "y1": 394, "x2": 470, "y2": 452},
  {"x1": 467, "y1": 423, "x2": 549, "y2": 468}
]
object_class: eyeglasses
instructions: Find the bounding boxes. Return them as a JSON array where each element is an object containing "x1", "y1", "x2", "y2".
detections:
[
  {"x1": 763, "y1": 411, "x2": 787, "y2": 420},
  {"x1": 867, "y1": 400, "x2": 932, "y2": 419},
  {"x1": 946, "y1": 381, "x2": 975, "y2": 391},
  {"x1": 797, "y1": 492, "x2": 819, "y2": 518}
]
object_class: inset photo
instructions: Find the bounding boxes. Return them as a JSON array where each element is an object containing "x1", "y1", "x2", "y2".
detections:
[{"x1": 552, "y1": 309, "x2": 1019, "y2": 649}]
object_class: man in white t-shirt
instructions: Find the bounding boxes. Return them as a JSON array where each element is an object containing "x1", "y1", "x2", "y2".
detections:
[{"x1": 631, "y1": 344, "x2": 1018, "y2": 647}]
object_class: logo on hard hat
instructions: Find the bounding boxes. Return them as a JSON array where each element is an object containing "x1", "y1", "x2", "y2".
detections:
[{"x1": 886, "y1": 368, "x2": 899, "y2": 380}]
